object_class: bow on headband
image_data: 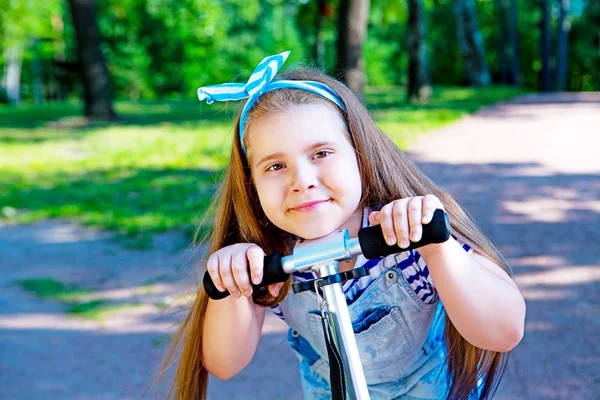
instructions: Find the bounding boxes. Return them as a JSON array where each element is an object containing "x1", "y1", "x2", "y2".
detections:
[
  {"x1": 197, "y1": 51, "x2": 290, "y2": 104},
  {"x1": 196, "y1": 50, "x2": 345, "y2": 155}
]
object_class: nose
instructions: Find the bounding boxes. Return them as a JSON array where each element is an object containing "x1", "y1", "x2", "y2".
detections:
[{"x1": 289, "y1": 162, "x2": 319, "y2": 192}]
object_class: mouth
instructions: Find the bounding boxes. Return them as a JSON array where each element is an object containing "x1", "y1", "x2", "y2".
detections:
[{"x1": 289, "y1": 199, "x2": 330, "y2": 212}]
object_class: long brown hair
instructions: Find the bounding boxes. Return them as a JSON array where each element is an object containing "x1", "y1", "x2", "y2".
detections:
[{"x1": 158, "y1": 68, "x2": 511, "y2": 399}]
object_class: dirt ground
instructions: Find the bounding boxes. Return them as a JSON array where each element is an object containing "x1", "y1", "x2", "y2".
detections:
[{"x1": 1, "y1": 93, "x2": 598, "y2": 399}]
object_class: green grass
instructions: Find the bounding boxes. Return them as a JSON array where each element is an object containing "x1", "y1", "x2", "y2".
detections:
[
  {"x1": 365, "y1": 86, "x2": 527, "y2": 147},
  {"x1": 16, "y1": 277, "x2": 144, "y2": 320},
  {"x1": 66, "y1": 300, "x2": 143, "y2": 320},
  {"x1": 153, "y1": 300, "x2": 170, "y2": 310},
  {"x1": 0, "y1": 86, "x2": 526, "y2": 243},
  {"x1": 152, "y1": 335, "x2": 171, "y2": 347},
  {"x1": 18, "y1": 277, "x2": 91, "y2": 301}
]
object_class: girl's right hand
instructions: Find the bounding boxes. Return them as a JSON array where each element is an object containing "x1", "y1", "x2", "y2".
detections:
[{"x1": 206, "y1": 243, "x2": 285, "y2": 299}]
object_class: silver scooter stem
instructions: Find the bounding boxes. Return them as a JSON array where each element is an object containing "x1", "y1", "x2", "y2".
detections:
[{"x1": 317, "y1": 262, "x2": 370, "y2": 400}]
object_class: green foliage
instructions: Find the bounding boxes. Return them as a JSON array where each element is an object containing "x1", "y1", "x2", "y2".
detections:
[
  {"x1": 427, "y1": 0, "x2": 462, "y2": 85},
  {"x1": 569, "y1": 1, "x2": 600, "y2": 90},
  {"x1": 96, "y1": 0, "x2": 308, "y2": 99},
  {"x1": 0, "y1": 0, "x2": 65, "y2": 100},
  {"x1": 0, "y1": 0, "x2": 62, "y2": 46},
  {"x1": 365, "y1": 0, "x2": 406, "y2": 85},
  {"x1": 1, "y1": 0, "x2": 597, "y2": 101}
]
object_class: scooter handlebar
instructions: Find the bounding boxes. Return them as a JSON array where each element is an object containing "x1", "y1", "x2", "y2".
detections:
[{"x1": 203, "y1": 209, "x2": 451, "y2": 300}]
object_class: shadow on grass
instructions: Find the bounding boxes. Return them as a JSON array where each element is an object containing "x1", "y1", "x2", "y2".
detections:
[
  {"x1": 0, "y1": 99, "x2": 238, "y2": 143},
  {"x1": 11, "y1": 277, "x2": 145, "y2": 320},
  {"x1": 2, "y1": 166, "x2": 226, "y2": 245}
]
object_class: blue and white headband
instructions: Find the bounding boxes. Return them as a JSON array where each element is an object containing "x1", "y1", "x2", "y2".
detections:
[{"x1": 196, "y1": 51, "x2": 346, "y2": 154}]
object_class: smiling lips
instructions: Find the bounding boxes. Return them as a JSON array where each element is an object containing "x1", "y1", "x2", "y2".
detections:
[{"x1": 290, "y1": 199, "x2": 330, "y2": 212}]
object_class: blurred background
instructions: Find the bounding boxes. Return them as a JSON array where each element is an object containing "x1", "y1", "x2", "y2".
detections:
[{"x1": 0, "y1": 0, "x2": 598, "y2": 399}]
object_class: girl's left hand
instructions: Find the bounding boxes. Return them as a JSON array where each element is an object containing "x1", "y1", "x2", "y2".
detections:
[{"x1": 368, "y1": 195, "x2": 446, "y2": 249}]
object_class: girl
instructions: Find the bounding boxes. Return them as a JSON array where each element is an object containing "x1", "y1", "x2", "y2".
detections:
[{"x1": 160, "y1": 52, "x2": 526, "y2": 400}]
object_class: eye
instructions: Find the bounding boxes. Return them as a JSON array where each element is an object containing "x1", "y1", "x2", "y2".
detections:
[
  {"x1": 313, "y1": 150, "x2": 331, "y2": 159},
  {"x1": 266, "y1": 163, "x2": 284, "y2": 172}
]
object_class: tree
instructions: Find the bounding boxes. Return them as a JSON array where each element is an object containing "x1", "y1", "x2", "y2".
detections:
[
  {"x1": 495, "y1": 0, "x2": 520, "y2": 85},
  {"x1": 407, "y1": 0, "x2": 430, "y2": 103},
  {"x1": 556, "y1": 0, "x2": 570, "y2": 91},
  {"x1": 496, "y1": 0, "x2": 509, "y2": 84},
  {"x1": 4, "y1": 46, "x2": 22, "y2": 104},
  {"x1": 452, "y1": 0, "x2": 490, "y2": 85},
  {"x1": 540, "y1": 0, "x2": 552, "y2": 91},
  {"x1": 313, "y1": 0, "x2": 331, "y2": 68},
  {"x1": 335, "y1": 0, "x2": 370, "y2": 96},
  {"x1": 0, "y1": 0, "x2": 62, "y2": 104},
  {"x1": 508, "y1": 0, "x2": 520, "y2": 85},
  {"x1": 67, "y1": 0, "x2": 115, "y2": 119},
  {"x1": 594, "y1": 2, "x2": 600, "y2": 90}
]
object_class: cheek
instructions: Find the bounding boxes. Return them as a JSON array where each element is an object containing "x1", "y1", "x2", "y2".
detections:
[
  {"x1": 334, "y1": 155, "x2": 362, "y2": 192},
  {"x1": 254, "y1": 178, "x2": 280, "y2": 213}
]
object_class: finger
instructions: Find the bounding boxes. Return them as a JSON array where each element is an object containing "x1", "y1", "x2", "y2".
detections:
[
  {"x1": 268, "y1": 282, "x2": 284, "y2": 297},
  {"x1": 218, "y1": 252, "x2": 240, "y2": 298},
  {"x1": 422, "y1": 194, "x2": 444, "y2": 224},
  {"x1": 392, "y1": 199, "x2": 411, "y2": 248},
  {"x1": 247, "y1": 245, "x2": 265, "y2": 285},
  {"x1": 231, "y1": 246, "x2": 253, "y2": 297},
  {"x1": 407, "y1": 196, "x2": 424, "y2": 243},
  {"x1": 378, "y1": 202, "x2": 398, "y2": 246},
  {"x1": 206, "y1": 254, "x2": 225, "y2": 292},
  {"x1": 368, "y1": 211, "x2": 380, "y2": 226}
]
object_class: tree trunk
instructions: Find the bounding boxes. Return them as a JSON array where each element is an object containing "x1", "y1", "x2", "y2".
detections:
[
  {"x1": 496, "y1": 0, "x2": 508, "y2": 84},
  {"x1": 452, "y1": 0, "x2": 491, "y2": 86},
  {"x1": 314, "y1": 0, "x2": 327, "y2": 68},
  {"x1": 598, "y1": 26, "x2": 600, "y2": 91},
  {"x1": 31, "y1": 38, "x2": 45, "y2": 104},
  {"x1": 589, "y1": 1, "x2": 600, "y2": 91},
  {"x1": 51, "y1": 12, "x2": 67, "y2": 101},
  {"x1": 407, "y1": 0, "x2": 431, "y2": 103},
  {"x1": 540, "y1": 0, "x2": 552, "y2": 91},
  {"x1": 509, "y1": 0, "x2": 520, "y2": 85},
  {"x1": 67, "y1": 0, "x2": 116, "y2": 120},
  {"x1": 5, "y1": 46, "x2": 23, "y2": 104},
  {"x1": 335, "y1": 0, "x2": 370, "y2": 97},
  {"x1": 556, "y1": 0, "x2": 570, "y2": 91}
]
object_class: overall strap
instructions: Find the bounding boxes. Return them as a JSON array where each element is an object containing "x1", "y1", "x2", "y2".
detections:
[{"x1": 320, "y1": 314, "x2": 346, "y2": 400}]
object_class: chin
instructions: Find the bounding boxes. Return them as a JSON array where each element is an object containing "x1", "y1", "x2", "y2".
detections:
[{"x1": 293, "y1": 224, "x2": 340, "y2": 240}]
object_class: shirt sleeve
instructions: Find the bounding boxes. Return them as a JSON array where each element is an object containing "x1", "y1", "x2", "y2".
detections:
[{"x1": 407, "y1": 238, "x2": 474, "y2": 305}]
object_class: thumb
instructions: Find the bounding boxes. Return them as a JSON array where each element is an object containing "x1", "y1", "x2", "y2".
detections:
[{"x1": 368, "y1": 211, "x2": 380, "y2": 226}]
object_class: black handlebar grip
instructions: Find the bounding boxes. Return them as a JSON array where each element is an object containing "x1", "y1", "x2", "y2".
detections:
[
  {"x1": 203, "y1": 252, "x2": 289, "y2": 300},
  {"x1": 358, "y1": 209, "x2": 452, "y2": 259}
]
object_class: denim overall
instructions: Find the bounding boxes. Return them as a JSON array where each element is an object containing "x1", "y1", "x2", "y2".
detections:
[{"x1": 278, "y1": 252, "x2": 450, "y2": 400}]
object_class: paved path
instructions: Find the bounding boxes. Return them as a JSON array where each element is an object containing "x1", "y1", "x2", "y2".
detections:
[
  {"x1": 409, "y1": 93, "x2": 600, "y2": 400},
  {"x1": 1, "y1": 93, "x2": 598, "y2": 399}
]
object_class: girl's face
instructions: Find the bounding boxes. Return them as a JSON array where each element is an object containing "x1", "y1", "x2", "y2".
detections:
[{"x1": 247, "y1": 103, "x2": 363, "y2": 240}]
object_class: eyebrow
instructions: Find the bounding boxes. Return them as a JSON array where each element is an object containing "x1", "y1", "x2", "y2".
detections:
[{"x1": 253, "y1": 141, "x2": 338, "y2": 168}]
